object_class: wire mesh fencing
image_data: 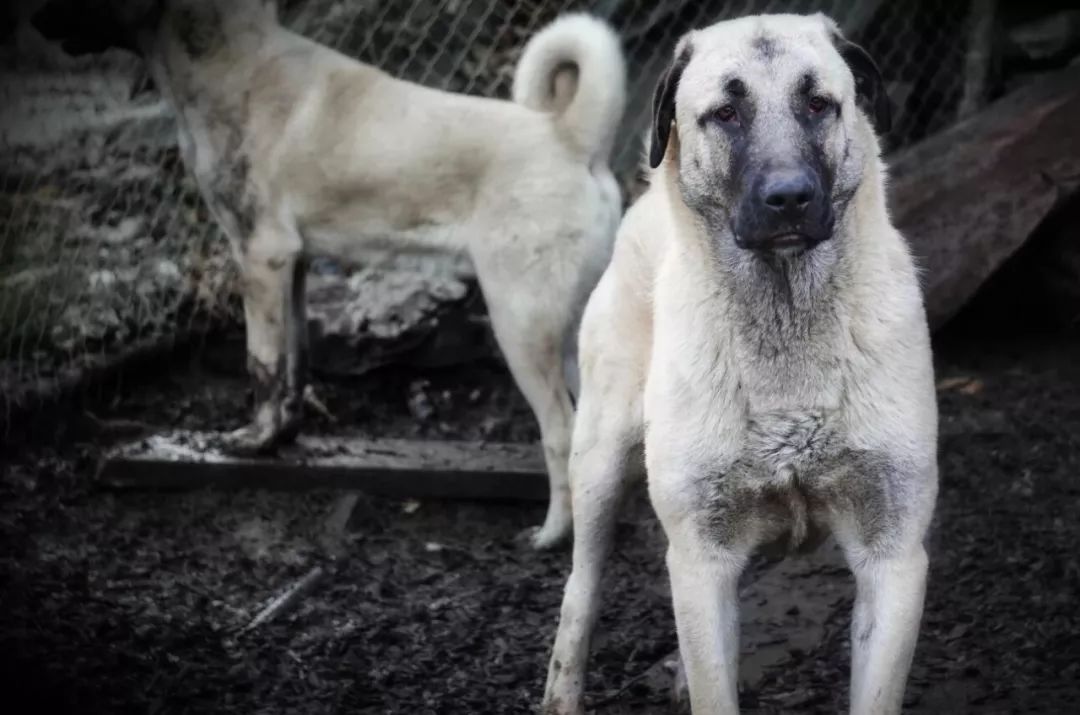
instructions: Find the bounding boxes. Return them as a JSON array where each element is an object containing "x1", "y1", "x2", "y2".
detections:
[
  {"x1": 286, "y1": 0, "x2": 975, "y2": 173},
  {"x1": 0, "y1": 0, "x2": 978, "y2": 424}
]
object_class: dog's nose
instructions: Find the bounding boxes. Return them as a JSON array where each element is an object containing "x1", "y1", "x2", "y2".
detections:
[{"x1": 760, "y1": 170, "x2": 815, "y2": 218}]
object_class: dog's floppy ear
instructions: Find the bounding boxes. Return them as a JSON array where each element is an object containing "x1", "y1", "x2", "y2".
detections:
[
  {"x1": 834, "y1": 37, "x2": 891, "y2": 135},
  {"x1": 649, "y1": 41, "x2": 692, "y2": 169}
]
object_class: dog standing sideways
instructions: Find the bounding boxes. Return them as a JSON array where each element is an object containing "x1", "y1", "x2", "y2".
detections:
[
  {"x1": 61, "y1": 0, "x2": 626, "y2": 549},
  {"x1": 544, "y1": 13, "x2": 938, "y2": 714}
]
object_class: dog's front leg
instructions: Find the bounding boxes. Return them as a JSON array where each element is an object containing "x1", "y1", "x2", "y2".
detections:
[
  {"x1": 846, "y1": 545, "x2": 928, "y2": 715},
  {"x1": 665, "y1": 535, "x2": 745, "y2": 715},
  {"x1": 650, "y1": 453, "x2": 754, "y2": 714},
  {"x1": 543, "y1": 429, "x2": 635, "y2": 714},
  {"x1": 223, "y1": 219, "x2": 305, "y2": 455},
  {"x1": 832, "y1": 455, "x2": 936, "y2": 714},
  {"x1": 282, "y1": 257, "x2": 310, "y2": 437}
]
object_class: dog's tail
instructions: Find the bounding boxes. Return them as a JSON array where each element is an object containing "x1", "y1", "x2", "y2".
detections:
[{"x1": 512, "y1": 13, "x2": 626, "y2": 165}]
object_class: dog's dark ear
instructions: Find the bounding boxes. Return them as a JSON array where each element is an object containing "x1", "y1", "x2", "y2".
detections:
[
  {"x1": 835, "y1": 38, "x2": 891, "y2": 135},
  {"x1": 649, "y1": 42, "x2": 692, "y2": 169}
]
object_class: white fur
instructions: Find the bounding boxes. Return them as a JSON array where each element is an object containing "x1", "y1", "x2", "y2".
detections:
[
  {"x1": 513, "y1": 13, "x2": 627, "y2": 165},
  {"x1": 544, "y1": 13, "x2": 937, "y2": 714}
]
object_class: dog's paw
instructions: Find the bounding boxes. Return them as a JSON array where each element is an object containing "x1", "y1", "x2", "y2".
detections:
[
  {"x1": 217, "y1": 424, "x2": 281, "y2": 457},
  {"x1": 540, "y1": 692, "x2": 584, "y2": 715},
  {"x1": 523, "y1": 500, "x2": 573, "y2": 550},
  {"x1": 518, "y1": 522, "x2": 571, "y2": 551},
  {"x1": 530, "y1": 524, "x2": 570, "y2": 550},
  {"x1": 666, "y1": 655, "x2": 690, "y2": 712}
]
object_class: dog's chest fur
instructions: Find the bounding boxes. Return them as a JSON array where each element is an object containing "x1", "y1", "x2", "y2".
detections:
[
  {"x1": 707, "y1": 341, "x2": 853, "y2": 551},
  {"x1": 727, "y1": 303, "x2": 849, "y2": 487},
  {"x1": 727, "y1": 250, "x2": 847, "y2": 424},
  {"x1": 653, "y1": 247, "x2": 873, "y2": 550}
]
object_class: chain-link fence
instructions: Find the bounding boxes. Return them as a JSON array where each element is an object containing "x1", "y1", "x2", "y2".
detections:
[
  {"x1": 0, "y1": 0, "x2": 980, "y2": 425},
  {"x1": 287, "y1": 0, "x2": 976, "y2": 172}
]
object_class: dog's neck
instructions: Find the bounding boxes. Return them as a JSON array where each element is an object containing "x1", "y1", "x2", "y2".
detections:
[
  {"x1": 663, "y1": 183, "x2": 872, "y2": 366},
  {"x1": 721, "y1": 242, "x2": 846, "y2": 357}
]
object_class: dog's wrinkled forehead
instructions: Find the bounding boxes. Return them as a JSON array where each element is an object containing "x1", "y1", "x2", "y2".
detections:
[{"x1": 677, "y1": 14, "x2": 852, "y2": 117}]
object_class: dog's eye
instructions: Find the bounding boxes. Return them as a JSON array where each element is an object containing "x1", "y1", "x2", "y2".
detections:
[
  {"x1": 808, "y1": 96, "x2": 830, "y2": 114},
  {"x1": 715, "y1": 104, "x2": 737, "y2": 122}
]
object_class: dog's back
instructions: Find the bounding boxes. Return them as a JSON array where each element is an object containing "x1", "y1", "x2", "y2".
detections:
[
  {"x1": 43, "y1": 2, "x2": 625, "y2": 256},
  {"x1": 160, "y1": 9, "x2": 628, "y2": 266}
]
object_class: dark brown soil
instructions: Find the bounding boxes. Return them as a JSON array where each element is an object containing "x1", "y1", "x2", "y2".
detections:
[{"x1": 1, "y1": 332, "x2": 1078, "y2": 714}]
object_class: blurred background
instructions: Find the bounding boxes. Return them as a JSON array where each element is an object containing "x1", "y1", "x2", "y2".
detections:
[{"x1": 0, "y1": 2, "x2": 1078, "y2": 714}]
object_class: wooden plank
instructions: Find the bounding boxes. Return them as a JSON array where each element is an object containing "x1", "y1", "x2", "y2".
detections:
[{"x1": 97, "y1": 431, "x2": 548, "y2": 501}]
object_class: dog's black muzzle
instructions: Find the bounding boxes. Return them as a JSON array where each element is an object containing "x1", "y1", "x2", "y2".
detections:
[{"x1": 733, "y1": 165, "x2": 834, "y2": 253}]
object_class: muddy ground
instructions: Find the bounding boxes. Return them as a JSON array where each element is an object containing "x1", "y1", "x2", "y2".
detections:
[{"x1": 1, "y1": 330, "x2": 1078, "y2": 714}]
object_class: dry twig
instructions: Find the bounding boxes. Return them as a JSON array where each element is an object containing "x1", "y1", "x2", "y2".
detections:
[{"x1": 243, "y1": 565, "x2": 326, "y2": 632}]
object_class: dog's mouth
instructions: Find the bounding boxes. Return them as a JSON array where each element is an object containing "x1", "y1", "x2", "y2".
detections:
[
  {"x1": 765, "y1": 232, "x2": 812, "y2": 249},
  {"x1": 734, "y1": 231, "x2": 822, "y2": 253}
]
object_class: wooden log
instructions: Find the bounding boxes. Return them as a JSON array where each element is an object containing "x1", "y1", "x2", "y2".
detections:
[
  {"x1": 957, "y1": 0, "x2": 998, "y2": 119},
  {"x1": 97, "y1": 431, "x2": 548, "y2": 501},
  {"x1": 888, "y1": 64, "x2": 1080, "y2": 330}
]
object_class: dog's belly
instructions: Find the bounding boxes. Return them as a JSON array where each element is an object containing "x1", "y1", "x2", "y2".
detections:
[{"x1": 302, "y1": 217, "x2": 472, "y2": 267}]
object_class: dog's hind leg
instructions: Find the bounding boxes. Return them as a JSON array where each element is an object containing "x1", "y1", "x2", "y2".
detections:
[
  {"x1": 845, "y1": 545, "x2": 928, "y2": 715},
  {"x1": 484, "y1": 301, "x2": 577, "y2": 549},
  {"x1": 472, "y1": 255, "x2": 582, "y2": 548},
  {"x1": 222, "y1": 216, "x2": 305, "y2": 455}
]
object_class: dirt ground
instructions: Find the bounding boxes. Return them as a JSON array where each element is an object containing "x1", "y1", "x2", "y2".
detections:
[{"x1": 1, "y1": 330, "x2": 1079, "y2": 714}]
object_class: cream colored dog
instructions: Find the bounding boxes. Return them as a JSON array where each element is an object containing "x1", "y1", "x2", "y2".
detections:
[
  {"x1": 81, "y1": 0, "x2": 627, "y2": 548},
  {"x1": 544, "y1": 13, "x2": 937, "y2": 713}
]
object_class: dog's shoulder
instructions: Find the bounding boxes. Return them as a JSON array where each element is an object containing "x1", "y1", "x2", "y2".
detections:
[
  {"x1": 841, "y1": 176, "x2": 929, "y2": 359},
  {"x1": 837, "y1": 209, "x2": 937, "y2": 457},
  {"x1": 575, "y1": 179, "x2": 670, "y2": 367},
  {"x1": 612, "y1": 178, "x2": 677, "y2": 295}
]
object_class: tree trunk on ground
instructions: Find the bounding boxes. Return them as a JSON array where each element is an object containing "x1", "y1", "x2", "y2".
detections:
[{"x1": 888, "y1": 64, "x2": 1080, "y2": 330}]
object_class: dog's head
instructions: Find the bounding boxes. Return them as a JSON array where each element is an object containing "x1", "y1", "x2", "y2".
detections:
[{"x1": 649, "y1": 14, "x2": 890, "y2": 256}]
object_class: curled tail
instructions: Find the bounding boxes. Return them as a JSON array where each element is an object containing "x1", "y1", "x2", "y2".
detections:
[{"x1": 512, "y1": 13, "x2": 627, "y2": 165}]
